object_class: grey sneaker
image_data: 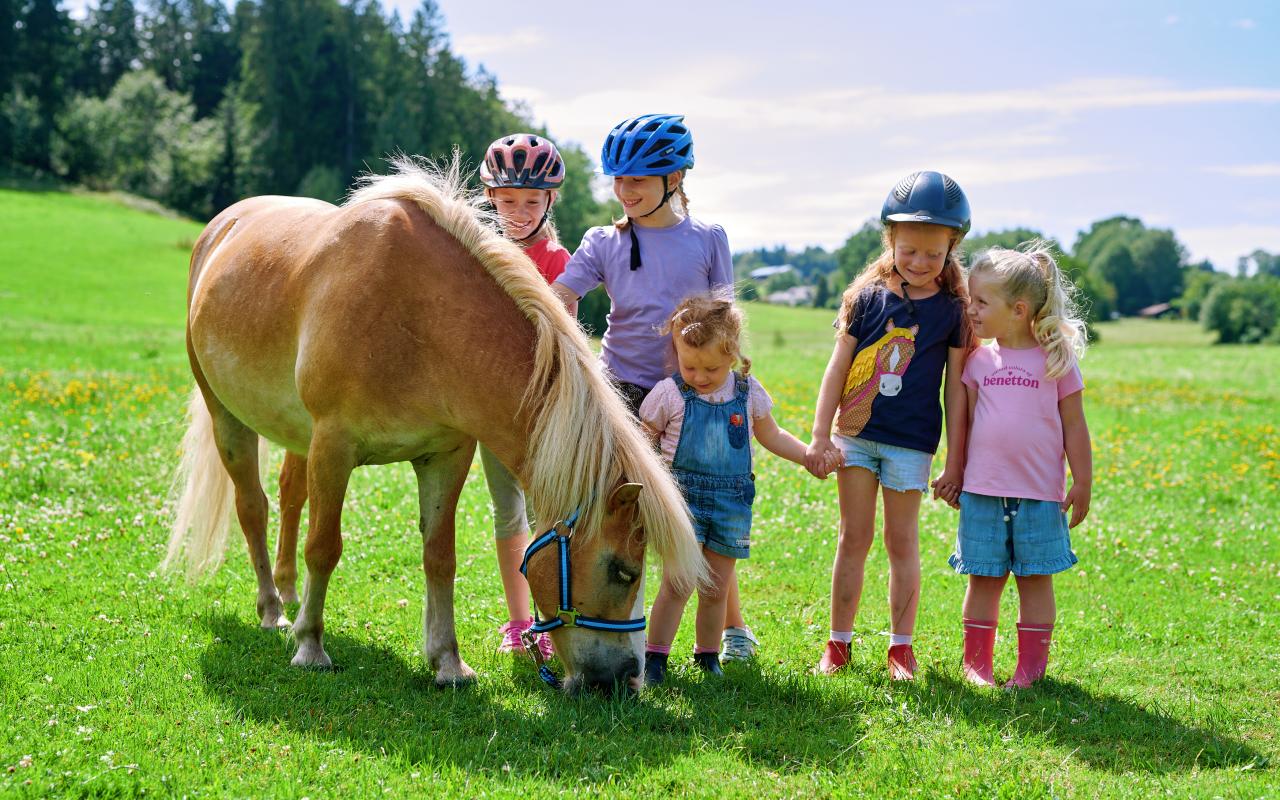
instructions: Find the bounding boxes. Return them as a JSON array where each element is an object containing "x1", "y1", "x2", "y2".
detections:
[{"x1": 720, "y1": 626, "x2": 759, "y2": 662}]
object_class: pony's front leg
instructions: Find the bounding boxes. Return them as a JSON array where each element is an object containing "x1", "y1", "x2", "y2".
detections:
[
  {"x1": 291, "y1": 427, "x2": 355, "y2": 668},
  {"x1": 413, "y1": 442, "x2": 478, "y2": 687}
]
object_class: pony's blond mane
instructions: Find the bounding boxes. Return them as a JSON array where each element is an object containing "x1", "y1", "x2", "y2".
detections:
[{"x1": 346, "y1": 154, "x2": 705, "y2": 591}]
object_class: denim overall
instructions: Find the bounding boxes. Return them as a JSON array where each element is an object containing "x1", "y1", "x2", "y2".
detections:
[{"x1": 670, "y1": 372, "x2": 756, "y2": 559}]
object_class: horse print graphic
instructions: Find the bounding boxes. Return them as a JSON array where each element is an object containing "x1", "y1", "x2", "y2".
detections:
[{"x1": 835, "y1": 318, "x2": 919, "y2": 437}]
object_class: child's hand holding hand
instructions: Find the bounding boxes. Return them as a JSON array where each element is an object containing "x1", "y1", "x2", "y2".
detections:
[
  {"x1": 930, "y1": 466, "x2": 962, "y2": 508},
  {"x1": 1062, "y1": 482, "x2": 1091, "y2": 528},
  {"x1": 805, "y1": 437, "x2": 842, "y2": 479}
]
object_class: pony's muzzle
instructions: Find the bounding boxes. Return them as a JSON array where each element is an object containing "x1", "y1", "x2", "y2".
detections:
[{"x1": 566, "y1": 653, "x2": 640, "y2": 697}]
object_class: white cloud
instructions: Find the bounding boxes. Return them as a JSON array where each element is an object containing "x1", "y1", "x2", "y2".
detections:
[
  {"x1": 936, "y1": 129, "x2": 1066, "y2": 152},
  {"x1": 1232, "y1": 18, "x2": 1257, "y2": 30},
  {"x1": 1205, "y1": 163, "x2": 1280, "y2": 178},
  {"x1": 1178, "y1": 224, "x2": 1280, "y2": 269},
  {"x1": 517, "y1": 77, "x2": 1280, "y2": 153},
  {"x1": 1164, "y1": 15, "x2": 1179, "y2": 25},
  {"x1": 454, "y1": 30, "x2": 547, "y2": 57}
]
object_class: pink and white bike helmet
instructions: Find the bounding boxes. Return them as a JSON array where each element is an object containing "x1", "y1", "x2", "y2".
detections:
[{"x1": 480, "y1": 134, "x2": 565, "y2": 190}]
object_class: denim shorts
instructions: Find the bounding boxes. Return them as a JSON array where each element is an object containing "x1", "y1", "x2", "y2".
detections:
[
  {"x1": 949, "y1": 492, "x2": 1078, "y2": 577},
  {"x1": 833, "y1": 435, "x2": 933, "y2": 493},
  {"x1": 673, "y1": 470, "x2": 754, "y2": 560}
]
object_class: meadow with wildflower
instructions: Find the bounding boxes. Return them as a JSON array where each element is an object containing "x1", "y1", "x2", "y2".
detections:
[{"x1": 1, "y1": 189, "x2": 1277, "y2": 798}]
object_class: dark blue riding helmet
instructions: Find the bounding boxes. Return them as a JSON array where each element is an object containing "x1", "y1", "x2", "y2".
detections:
[
  {"x1": 601, "y1": 114, "x2": 694, "y2": 176},
  {"x1": 881, "y1": 171, "x2": 971, "y2": 235}
]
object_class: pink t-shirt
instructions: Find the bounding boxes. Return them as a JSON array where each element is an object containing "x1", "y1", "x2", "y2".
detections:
[
  {"x1": 638, "y1": 373, "x2": 773, "y2": 465},
  {"x1": 961, "y1": 342, "x2": 1084, "y2": 502}
]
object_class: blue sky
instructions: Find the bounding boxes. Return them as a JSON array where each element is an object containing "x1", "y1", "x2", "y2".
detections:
[
  {"x1": 64, "y1": 0, "x2": 1280, "y2": 266},
  {"x1": 410, "y1": 0, "x2": 1279, "y2": 267}
]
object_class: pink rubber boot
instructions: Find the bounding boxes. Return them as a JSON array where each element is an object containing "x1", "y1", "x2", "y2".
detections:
[
  {"x1": 1006, "y1": 622, "x2": 1054, "y2": 689},
  {"x1": 962, "y1": 619, "x2": 998, "y2": 687}
]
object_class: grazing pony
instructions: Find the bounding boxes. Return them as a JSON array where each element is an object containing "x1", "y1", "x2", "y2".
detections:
[{"x1": 164, "y1": 157, "x2": 705, "y2": 693}]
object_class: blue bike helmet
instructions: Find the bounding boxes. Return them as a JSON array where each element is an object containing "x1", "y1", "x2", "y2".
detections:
[
  {"x1": 603, "y1": 114, "x2": 695, "y2": 270},
  {"x1": 880, "y1": 171, "x2": 971, "y2": 235},
  {"x1": 601, "y1": 114, "x2": 694, "y2": 176}
]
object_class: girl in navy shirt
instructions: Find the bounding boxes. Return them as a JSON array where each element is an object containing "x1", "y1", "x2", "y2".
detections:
[{"x1": 805, "y1": 171, "x2": 973, "y2": 680}]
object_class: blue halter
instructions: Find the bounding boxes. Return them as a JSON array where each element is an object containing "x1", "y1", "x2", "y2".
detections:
[{"x1": 518, "y1": 508, "x2": 648, "y2": 635}]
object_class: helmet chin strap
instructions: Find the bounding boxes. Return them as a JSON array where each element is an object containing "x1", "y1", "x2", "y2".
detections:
[
  {"x1": 639, "y1": 175, "x2": 676, "y2": 218},
  {"x1": 506, "y1": 194, "x2": 553, "y2": 244},
  {"x1": 513, "y1": 208, "x2": 550, "y2": 243},
  {"x1": 892, "y1": 243, "x2": 955, "y2": 315},
  {"x1": 628, "y1": 175, "x2": 678, "y2": 270}
]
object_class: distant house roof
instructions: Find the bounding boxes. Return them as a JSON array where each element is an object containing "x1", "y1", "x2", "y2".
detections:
[
  {"x1": 748, "y1": 264, "x2": 794, "y2": 281},
  {"x1": 765, "y1": 285, "x2": 815, "y2": 306},
  {"x1": 1138, "y1": 302, "x2": 1174, "y2": 317}
]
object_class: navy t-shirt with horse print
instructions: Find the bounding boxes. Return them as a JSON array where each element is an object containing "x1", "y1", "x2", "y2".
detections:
[{"x1": 834, "y1": 284, "x2": 966, "y2": 455}]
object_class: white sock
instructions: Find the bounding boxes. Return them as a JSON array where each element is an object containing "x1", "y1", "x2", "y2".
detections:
[
  {"x1": 889, "y1": 633, "x2": 913, "y2": 647},
  {"x1": 830, "y1": 630, "x2": 853, "y2": 644}
]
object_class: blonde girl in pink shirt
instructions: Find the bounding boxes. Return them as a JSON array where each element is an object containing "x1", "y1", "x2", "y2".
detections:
[{"x1": 954, "y1": 242, "x2": 1093, "y2": 688}]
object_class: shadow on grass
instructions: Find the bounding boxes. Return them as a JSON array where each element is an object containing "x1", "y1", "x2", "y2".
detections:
[
  {"x1": 914, "y1": 671, "x2": 1269, "y2": 774},
  {"x1": 199, "y1": 613, "x2": 867, "y2": 779}
]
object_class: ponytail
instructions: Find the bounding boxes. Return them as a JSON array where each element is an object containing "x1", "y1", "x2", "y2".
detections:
[
  {"x1": 971, "y1": 241, "x2": 1087, "y2": 378},
  {"x1": 674, "y1": 183, "x2": 690, "y2": 217},
  {"x1": 663, "y1": 290, "x2": 750, "y2": 374},
  {"x1": 1027, "y1": 247, "x2": 1087, "y2": 378}
]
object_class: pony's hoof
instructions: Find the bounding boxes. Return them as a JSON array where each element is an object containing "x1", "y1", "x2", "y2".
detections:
[
  {"x1": 291, "y1": 645, "x2": 333, "y2": 670},
  {"x1": 434, "y1": 665, "x2": 477, "y2": 689},
  {"x1": 261, "y1": 614, "x2": 291, "y2": 630}
]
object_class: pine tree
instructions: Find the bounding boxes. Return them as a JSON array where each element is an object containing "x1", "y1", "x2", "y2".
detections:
[
  {"x1": 83, "y1": 0, "x2": 141, "y2": 96},
  {"x1": 15, "y1": 0, "x2": 74, "y2": 170}
]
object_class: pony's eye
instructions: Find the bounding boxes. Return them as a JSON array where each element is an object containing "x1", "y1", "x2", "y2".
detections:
[{"x1": 610, "y1": 561, "x2": 638, "y2": 585}]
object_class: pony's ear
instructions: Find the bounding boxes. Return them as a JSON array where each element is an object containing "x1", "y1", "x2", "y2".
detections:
[{"x1": 606, "y1": 483, "x2": 643, "y2": 515}]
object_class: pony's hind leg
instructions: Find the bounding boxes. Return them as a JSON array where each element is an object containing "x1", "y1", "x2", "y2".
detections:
[
  {"x1": 274, "y1": 451, "x2": 307, "y2": 604},
  {"x1": 413, "y1": 442, "x2": 478, "y2": 687},
  {"x1": 291, "y1": 425, "x2": 355, "y2": 668},
  {"x1": 204, "y1": 395, "x2": 290, "y2": 629}
]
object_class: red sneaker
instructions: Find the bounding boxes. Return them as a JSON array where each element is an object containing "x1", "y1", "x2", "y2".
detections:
[
  {"x1": 887, "y1": 643, "x2": 917, "y2": 681},
  {"x1": 816, "y1": 639, "x2": 851, "y2": 674}
]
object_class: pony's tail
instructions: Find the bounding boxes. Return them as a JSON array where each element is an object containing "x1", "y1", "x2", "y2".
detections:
[{"x1": 162, "y1": 387, "x2": 236, "y2": 580}]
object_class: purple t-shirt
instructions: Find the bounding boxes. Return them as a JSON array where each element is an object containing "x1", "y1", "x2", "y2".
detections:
[{"x1": 556, "y1": 217, "x2": 734, "y2": 388}]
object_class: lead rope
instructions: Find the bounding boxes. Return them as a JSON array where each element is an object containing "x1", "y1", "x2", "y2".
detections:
[{"x1": 521, "y1": 629, "x2": 562, "y2": 689}]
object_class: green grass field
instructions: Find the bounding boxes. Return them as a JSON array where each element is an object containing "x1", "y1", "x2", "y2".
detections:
[{"x1": 2, "y1": 188, "x2": 1277, "y2": 798}]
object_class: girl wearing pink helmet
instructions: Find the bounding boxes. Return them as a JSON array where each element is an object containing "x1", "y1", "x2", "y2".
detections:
[
  {"x1": 480, "y1": 133, "x2": 571, "y2": 283},
  {"x1": 478, "y1": 132, "x2": 572, "y2": 658}
]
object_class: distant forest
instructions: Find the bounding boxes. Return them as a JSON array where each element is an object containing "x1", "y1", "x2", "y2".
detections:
[
  {"x1": 5, "y1": 0, "x2": 1279, "y2": 342},
  {"x1": 1, "y1": 0, "x2": 615, "y2": 245}
]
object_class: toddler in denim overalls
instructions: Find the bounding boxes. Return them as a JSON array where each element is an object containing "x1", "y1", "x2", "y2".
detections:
[
  {"x1": 671, "y1": 371, "x2": 755, "y2": 561},
  {"x1": 640, "y1": 293, "x2": 835, "y2": 685}
]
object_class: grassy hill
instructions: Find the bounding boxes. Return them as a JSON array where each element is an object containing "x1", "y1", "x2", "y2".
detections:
[{"x1": 0, "y1": 190, "x2": 1276, "y2": 798}]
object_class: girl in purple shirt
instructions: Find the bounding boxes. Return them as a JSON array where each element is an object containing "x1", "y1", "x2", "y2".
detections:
[
  {"x1": 551, "y1": 114, "x2": 758, "y2": 661},
  {"x1": 553, "y1": 114, "x2": 733, "y2": 406},
  {"x1": 954, "y1": 242, "x2": 1092, "y2": 689}
]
